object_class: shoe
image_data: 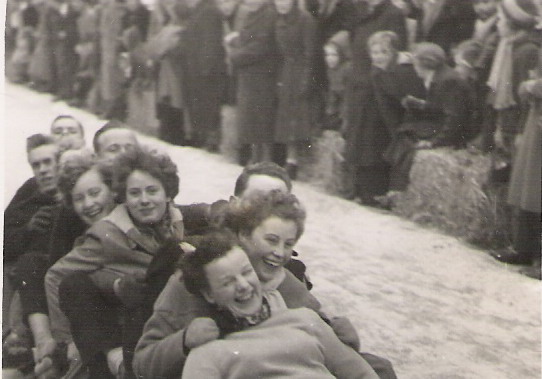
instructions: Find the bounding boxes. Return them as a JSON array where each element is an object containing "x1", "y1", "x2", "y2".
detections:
[{"x1": 490, "y1": 248, "x2": 531, "y2": 265}]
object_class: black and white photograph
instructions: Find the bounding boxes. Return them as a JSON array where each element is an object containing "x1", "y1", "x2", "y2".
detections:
[{"x1": 2, "y1": 0, "x2": 541, "y2": 377}]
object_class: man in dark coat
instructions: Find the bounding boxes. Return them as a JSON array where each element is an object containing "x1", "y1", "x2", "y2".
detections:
[
  {"x1": 179, "y1": 0, "x2": 227, "y2": 150},
  {"x1": 3, "y1": 135, "x2": 61, "y2": 337},
  {"x1": 226, "y1": 0, "x2": 281, "y2": 165},
  {"x1": 48, "y1": 0, "x2": 79, "y2": 100},
  {"x1": 344, "y1": 0, "x2": 407, "y2": 205}
]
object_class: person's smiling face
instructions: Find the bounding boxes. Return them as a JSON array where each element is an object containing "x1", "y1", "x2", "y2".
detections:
[
  {"x1": 239, "y1": 216, "x2": 298, "y2": 283},
  {"x1": 125, "y1": 170, "x2": 169, "y2": 225},
  {"x1": 71, "y1": 168, "x2": 115, "y2": 226},
  {"x1": 202, "y1": 246, "x2": 263, "y2": 317}
]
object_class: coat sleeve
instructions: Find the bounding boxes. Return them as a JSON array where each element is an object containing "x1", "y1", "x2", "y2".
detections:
[
  {"x1": 133, "y1": 309, "x2": 187, "y2": 378},
  {"x1": 306, "y1": 310, "x2": 378, "y2": 379},
  {"x1": 133, "y1": 273, "x2": 209, "y2": 378},
  {"x1": 181, "y1": 345, "x2": 222, "y2": 378},
  {"x1": 278, "y1": 271, "x2": 360, "y2": 350},
  {"x1": 45, "y1": 232, "x2": 108, "y2": 342}
]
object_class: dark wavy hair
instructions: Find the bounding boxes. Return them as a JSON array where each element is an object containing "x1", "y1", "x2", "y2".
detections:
[
  {"x1": 181, "y1": 229, "x2": 240, "y2": 295},
  {"x1": 224, "y1": 191, "x2": 306, "y2": 241},
  {"x1": 112, "y1": 146, "x2": 179, "y2": 203},
  {"x1": 57, "y1": 152, "x2": 113, "y2": 208}
]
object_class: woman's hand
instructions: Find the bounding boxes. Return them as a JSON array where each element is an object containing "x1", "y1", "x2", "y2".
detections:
[{"x1": 184, "y1": 317, "x2": 220, "y2": 350}]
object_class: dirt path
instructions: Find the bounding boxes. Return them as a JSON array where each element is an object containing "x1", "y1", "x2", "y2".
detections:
[{"x1": 3, "y1": 83, "x2": 540, "y2": 378}]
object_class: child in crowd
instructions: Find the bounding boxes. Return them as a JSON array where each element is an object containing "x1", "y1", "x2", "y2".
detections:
[{"x1": 323, "y1": 31, "x2": 352, "y2": 132}]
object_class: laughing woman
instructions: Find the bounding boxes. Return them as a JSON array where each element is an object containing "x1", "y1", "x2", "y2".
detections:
[
  {"x1": 180, "y1": 230, "x2": 379, "y2": 378},
  {"x1": 133, "y1": 191, "x2": 399, "y2": 378},
  {"x1": 14, "y1": 151, "x2": 115, "y2": 377},
  {"x1": 45, "y1": 147, "x2": 184, "y2": 378}
]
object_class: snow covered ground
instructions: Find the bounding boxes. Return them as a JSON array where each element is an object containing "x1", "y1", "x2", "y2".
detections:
[{"x1": 3, "y1": 82, "x2": 540, "y2": 378}]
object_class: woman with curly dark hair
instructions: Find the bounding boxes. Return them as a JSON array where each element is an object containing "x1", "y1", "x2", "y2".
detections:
[
  {"x1": 134, "y1": 191, "x2": 400, "y2": 379},
  {"x1": 45, "y1": 146, "x2": 185, "y2": 378},
  {"x1": 178, "y1": 229, "x2": 378, "y2": 379}
]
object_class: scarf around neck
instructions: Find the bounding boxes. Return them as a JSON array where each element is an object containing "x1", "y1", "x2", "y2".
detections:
[{"x1": 487, "y1": 31, "x2": 527, "y2": 110}]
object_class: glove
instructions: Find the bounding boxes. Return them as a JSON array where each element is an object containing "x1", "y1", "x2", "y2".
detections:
[
  {"x1": 27, "y1": 205, "x2": 57, "y2": 234},
  {"x1": 113, "y1": 274, "x2": 148, "y2": 309},
  {"x1": 184, "y1": 317, "x2": 220, "y2": 351}
]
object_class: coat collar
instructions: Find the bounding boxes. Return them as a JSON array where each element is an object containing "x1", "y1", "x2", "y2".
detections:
[{"x1": 103, "y1": 203, "x2": 184, "y2": 253}]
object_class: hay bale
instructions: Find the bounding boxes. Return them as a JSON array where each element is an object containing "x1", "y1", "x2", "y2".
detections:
[
  {"x1": 304, "y1": 130, "x2": 349, "y2": 195},
  {"x1": 393, "y1": 148, "x2": 512, "y2": 248}
]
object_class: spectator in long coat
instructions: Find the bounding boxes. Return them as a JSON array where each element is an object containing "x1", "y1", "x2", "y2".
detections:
[
  {"x1": 99, "y1": 0, "x2": 128, "y2": 118},
  {"x1": 71, "y1": 0, "x2": 101, "y2": 108},
  {"x1": 506, "y1": 68, "x2": 542, "y2": 280},
  {"x1": 485, "y1": 0, "x2": 540, "y2": 184},
  {"x1": 274, "y1": 0, "x2": 319, "y2": 179},
  {"x1": 29, "y1": 0, "x2": 78, "y2": 94},
  {"x1": 179, "y1": 0, "x2": 227, "y2": 150},
  {"x1": 152, "y1": 0, "x2": 189, "y2": 145},
  {"x1": 226, "y1": 0, "x2": 281, "y2": 165},
  {"x1": 49, "y1": 0, "x2": 79, "y2": 100},
  {"x1": 344, "y1": 0, "x2": 407, "y2": 205},
  {"x1": 489, "y1": 0, "x2": 541, "y2": 275}
]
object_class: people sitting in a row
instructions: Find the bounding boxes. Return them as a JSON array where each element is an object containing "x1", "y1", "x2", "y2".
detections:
[{"x1": 3, "y1": 118, "x2": 398, "y2": 377}]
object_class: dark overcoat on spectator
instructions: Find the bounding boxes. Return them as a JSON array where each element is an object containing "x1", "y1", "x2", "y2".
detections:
[
  {"x1": 28, "y1": 3, "x2": 56, "y2": 89},
  {"x1": 100, "y1": 0, "x2": 127, "y2": 105},
  {"x1": 229, "y1": 1, "x2": 280, "y2": 145},
  {"x1": 48, "y1": 1, "x2": 79, "y2": 99},
  {"x1": 408, "y1": 0, "x2": 476, "y2": 53},
  {"x1": 274, "y1": 6, "x2": 319, "y2": 144},
  {"x1": 344, "y1": 0, "x2": 406, "y2": 167},
  {"x1": 179, "y1": 0, "x2": 227, "y2": 147}
]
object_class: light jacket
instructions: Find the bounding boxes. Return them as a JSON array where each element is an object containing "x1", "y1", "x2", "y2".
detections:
[{"x1": 45, "y1": 203, "x2": 183, "y2": 342}]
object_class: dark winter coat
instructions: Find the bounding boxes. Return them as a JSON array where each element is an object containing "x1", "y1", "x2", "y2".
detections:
[
  {"x1": 229, "y1": 2, "x2": 280, "y2": 145},
  {"x1": 344, "y1": 0, "x2": 407, "y2": 167},
  {"x1": 402, "y1": 65, "x2": 475, "y2": 148},
  {"x1": 371, "y1": 59, "x2": 425, "y2": 162},
  {"x1": 408, "y1": 0, "x2": 476, "y2": 53},
  {"x1": 4, "y1": 178, "x2": 59, "y2": 264},
  {"x1": 179, "y1": 0, "x2": 227, "y2": 146},
  {"x1": 100, "y1": 0, "x2": 128, "y2": 103},
  {"x1": 274, "y1": 7, "x2": 319, "y2": 144}
]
